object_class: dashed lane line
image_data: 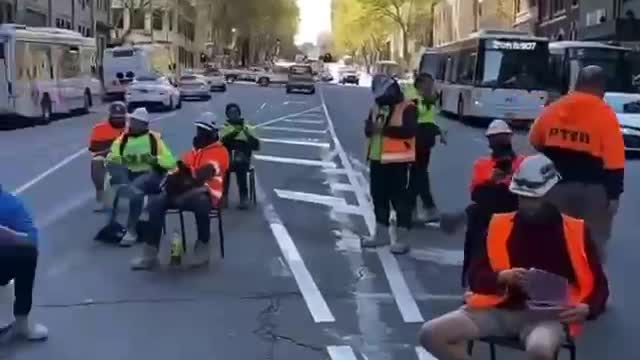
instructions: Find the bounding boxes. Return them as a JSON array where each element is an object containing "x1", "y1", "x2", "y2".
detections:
[{"x1": 254, "y1": 155, "x2": 337, "y2": 168}]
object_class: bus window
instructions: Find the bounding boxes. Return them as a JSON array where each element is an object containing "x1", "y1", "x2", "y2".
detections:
[
  {"x1": 112, "y1": 49, "x2": 134, "y2": 58},
  {"x1": 478, "y1": 39, "x2": 549, "y2": 90},
  {"x1": 0, "y1": 43, "x2": 4, "y2": 59}
]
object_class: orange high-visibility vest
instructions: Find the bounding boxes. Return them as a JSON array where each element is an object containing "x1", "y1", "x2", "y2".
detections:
[
  {"x1": 181, "y1": 142, "x2": 230, "y2": 205},
  {"x1": 469, "y1": 155, "x2": 526, "y2": 193},
  {"x1": 465, "y1": 212, "x2": 595, "y2": 337},
  {"x1": 369, "y1": 101, "x2": 416, "y2": 164}
]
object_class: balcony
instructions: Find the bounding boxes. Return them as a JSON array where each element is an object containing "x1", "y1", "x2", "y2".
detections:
[{"x1": 578, "y1": 18, "x2": 640, "y2": 41}]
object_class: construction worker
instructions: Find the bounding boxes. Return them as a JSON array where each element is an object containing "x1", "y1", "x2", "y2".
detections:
[
  {"x1": 0, "y1": 185, "x2": 48, "y2": 342},
  {"x1": 403, "y1": 73, "x2": 444, "y2": 223},
  {"x1": 529, "y1": 65, "x2": 625, "y2": 263},
  {"x1": 363, "y1": 74, "x2": 418, "y2": 254},
  {"x1": 106, "y1": 108, "x2": 177, "y2": 246},
  {"x1": 420, "y1": 154, "x2": 608, "y2": 360},
  {"x1": 88, "y1": 102, "x2": 127, "y2": 212},
  {"x1": 221, "y1": 103, "x2": 260, "y2": 210},
  {"x1": 441, "y1": 119, "x2": 525, "y2": 287},
  {"x1": 131, "y1": 114, "x2": 229, "y2": 270}
]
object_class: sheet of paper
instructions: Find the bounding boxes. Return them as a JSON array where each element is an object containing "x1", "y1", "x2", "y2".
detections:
[{"x1": 524, "y1": 268, "x2": 570, "y2": 305}]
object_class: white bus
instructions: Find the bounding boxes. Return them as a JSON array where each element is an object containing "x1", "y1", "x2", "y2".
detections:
[
  {"x1": 548, "y1": 41, "x2": 635, "y2": 99},
  {"x1": 419, "y1": 30, "x2": 551, "y2": 125},
  {"x1": 0, "y1": 24, "x2": 101, "y2": 123},
  {"x1": 103, "y1": 43, "x2": 174, "y2": 99}
]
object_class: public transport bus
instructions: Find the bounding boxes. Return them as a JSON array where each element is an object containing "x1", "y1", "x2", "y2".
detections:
[
  {"x1": 103, "y1": 43, "x2": 174, "y2": 99},
  {"x1": 419, "y1": 30, "x2": 551, "y2": 125},
  {"x1": 0, "y1": 24, "x2": 101, "y2": 124},
  {"x1": 548, "y1": 41, "x2": 635, "y2": 100}
]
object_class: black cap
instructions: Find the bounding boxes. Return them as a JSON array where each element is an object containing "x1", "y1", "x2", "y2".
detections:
[{"x1": 109, "y1": 101, "x2": 127, "y2": 118}]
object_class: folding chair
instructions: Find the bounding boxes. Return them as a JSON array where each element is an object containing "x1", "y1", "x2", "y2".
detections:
[
  {"x1": 164, "y1": 206, "x2": 225, "y2": 258},
  {"x1": 466, "y1": 327, "x2": 577, "y2": 360}
]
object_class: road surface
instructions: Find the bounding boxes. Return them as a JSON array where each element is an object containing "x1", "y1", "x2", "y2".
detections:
[{"x1": 0, "y1": 83, "x2": 636, "y2": 360}]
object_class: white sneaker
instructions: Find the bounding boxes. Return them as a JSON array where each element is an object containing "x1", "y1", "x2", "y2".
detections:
[
  {"x1": 120, "y1": 230, "x2": 137, "y2": 247},
  {"x1": 362, "y1": 224, "x2": 391, "y2": 248},
  {"x1": 189, "y1": 241, "x2": 211, "y2": 267},
  {"x1": 425, "y1": 207, "x2": 441, "y2": 223},
  {"x1": 130, "y1": 245, "x2": 159, "y2": 270},
  {"x1": 10, "y1": 316, "x2": 48, "y2": 341},
  {"x1": 390, "y1": 228, "x2": 410, "y2": 255}
]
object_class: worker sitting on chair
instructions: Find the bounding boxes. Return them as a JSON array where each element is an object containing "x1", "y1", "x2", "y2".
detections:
[
  {"x1": 131, "y1": 114, "x2": 229, "y2": 270},
  {"x1": 420, "y1": 154, "x2": 608, "y2": 360},
  {"x1": 106, "y1": 107, "x2": 177, "y2": 246},
  {"x1": 221, "y1": 103, "x2": 259, "y2": 210}
]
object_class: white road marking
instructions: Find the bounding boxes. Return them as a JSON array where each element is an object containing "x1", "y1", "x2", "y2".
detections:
[
  {"x1": 329, "y1": 183, "x2": 356, "y2": 192},
  {"x1": 410, "y1": 248, "x2": 464, "y2": 266},
  {"x1": 355, "y1": 292, "x2": 462, "y2": 302},
  {"x1": 254, "y1": 155, "x2": 336, "y2": 168},
  {"x1": 259, "y1": 138, "x2": 330, "y2": 148},
  {"x1": 259, "y1": 126, "x2": 327, "y2": 134},
  {"x1": 327, "y1": 346, "x2": 358, "y2": 360},
  {"x1": 283, "y1": 100, "x2": 309, "y2": 105},
  {"x1": 260, "y1": 102, "x2": 267, "y2": 110},
  {"x1": 13, "y1": 148, "x2": 88, "y2": 195},
  {"x1": 319, "y1": 87, "x2": 424, "y2": 323},
  {"x1": 283, "y1": 118, "x2": 325, "y2": 125},
  {"x1": 416, "y1": 347, "x2": 438, "y2": 360},
  {"x1": 274, "y1": 189, "x2": 365, "y2": 215},
  {"x1": 254, "y1": 106, "x2": 322, "y2": 128},
  {"x1": 271, "y1": 223, "x2": 335, "y2": 322},
  {"x1": 322, "y1": 168, "x2": 349, "y2": 175}
]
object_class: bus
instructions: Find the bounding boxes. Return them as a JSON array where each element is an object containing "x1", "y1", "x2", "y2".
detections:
[
  {"x1": 103, "y1": 43, "x2": 174, "y2": 99},
  {"x1": 548, "y1": 41, "x2": 635, "y2": 100},
  {"x1": 419, "y1": 30, "x2": 551, "y2": 125},
  {"x1": 0, "y1": 24, "x2": 101, "y2": 124}
]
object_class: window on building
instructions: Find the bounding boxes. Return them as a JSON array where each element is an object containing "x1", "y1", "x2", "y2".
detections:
[
  {"x1": 66, "y1": 20, "x2": 72, "y2": 29},
  {"x1": 152, "y1": 9, "x2": 163, "y2": 30},
  {"x1": 131, "y1": 9, "x2": 145, "y2": 29},
  {"x1": 168, "y1": 10, "x2": 174, "y2": 31}
]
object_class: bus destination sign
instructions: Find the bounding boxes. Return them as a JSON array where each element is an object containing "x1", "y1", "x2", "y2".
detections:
[{"x1": 488, "y1": 40, "x2": 537, "y2": 51}]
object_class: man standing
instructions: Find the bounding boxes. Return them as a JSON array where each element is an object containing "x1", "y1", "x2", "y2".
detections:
[
  {"x1": 404, "y1": 74, "x2": 444, "y2": 223},
  {"x1": 0, "y1": 185, "x2": 47, "y2": 341},
  {"x1": 363, "y1": 74, "x2": 418, "y2": 254},
  {"x1": 529, "y1": 65, "x2": 625, "y2": 262}
]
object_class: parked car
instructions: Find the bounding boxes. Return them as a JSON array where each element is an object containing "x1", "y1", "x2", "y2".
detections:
[
  {"x1": 179, "y1": 74, "x2": 211, "y2": 101},
  {"x1": 125, "y1": 75, "x2": 181, "y2": 112},
  {"x1": 203, "y1": 68, "x2": 227, "y2": 92},
  {"x1": 605, "y1": 92, "x2": 640, "y2": 152},
  {"x1": 286, "y1": 65, "x2": 316, "y2": 94},
  {"x1": 320, "y1": 70, "x2": 334, "y2": 82},
  {"x1": 339, "y1": 67, "x2": 360, "y2": 85}
]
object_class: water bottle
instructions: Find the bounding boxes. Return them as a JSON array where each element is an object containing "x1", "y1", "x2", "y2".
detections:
[{"x1": 170, "y1": 231, "x2": 183, "y2": 266}]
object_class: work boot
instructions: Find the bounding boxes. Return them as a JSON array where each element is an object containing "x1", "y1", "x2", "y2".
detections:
[
  {"x1": 238, "y1": 196, "x2": 249, "y2": 210},
  {"x1": 189, "y1": 241, "x2": 210, "y2": 267},
  {"x1": 425, "y1": 207, "x2": 441, "y2": 223},
  {"x1": 390, "y1": 228, "x2": 410, "y2": 255},
  {"x1": 120, "y1": 229, "x2": 137, "y2": 247},
  {"x1": 130, "y1": 244, "x2": 159, "y2": 270},
  {"x1": 362, "y1": 224, "x2": 391, "y2": 248},
  {"x1": 6, "y1": 316, "x2": 48, "y2": 341},
  {"x1": 413, "y1": 206, "x2": 428, "y2": 224}
]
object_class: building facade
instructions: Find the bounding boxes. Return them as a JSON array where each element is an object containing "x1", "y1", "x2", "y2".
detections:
[
  {"x1": 111, "y1": 0, "x2": 200, "y2": 72},
  {"x1": 478, "y1": 0, "x2": 516, "y2": 30},
  {"x1": 578, "y1": 0, "x2": 640, "y2": 43},
  {"x1": 536, "y1": 0, "x2": 580, "y2": 40},
  {"x1": 433, "y1": 0, "x2": 479, "y2": 46},
  {"x1": 512, "y1": 0, "x2": 538, "y2": 33}
]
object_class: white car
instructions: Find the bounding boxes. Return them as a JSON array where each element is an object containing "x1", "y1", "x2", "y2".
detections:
[
  {"x1": 203, "y1": 68, "x2": 227, "y2": 92},
  {"x1": 125, "y1": 75, "x2": 181, "y2": 112},
  {"x1": 605, "y1": 92, "x2": 640, "y2": 152},
  {"x1": 179, "y1": 74, "x2": 211, "y2": 100}
]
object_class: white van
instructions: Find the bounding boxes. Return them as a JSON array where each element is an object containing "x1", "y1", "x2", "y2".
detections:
[
  {"x1": 0, "y1": 24, "x2": 101, "y2": 125},
  {"x1": 103, "y1": 43, "x2": 174, "y2": 99}
]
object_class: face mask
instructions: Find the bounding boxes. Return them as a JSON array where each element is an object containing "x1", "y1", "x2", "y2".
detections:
[
  {"x1": 109, "y1": 118, "x2": 126, "y2": 129},
  {"x1": 490, "y1": 143, "x2": 514, "y2": 157},
  {"x1": 193, "y1": 132, "x2": 218, "y2": 149}
]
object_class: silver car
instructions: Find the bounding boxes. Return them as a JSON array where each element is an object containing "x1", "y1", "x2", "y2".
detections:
[{"x1": 179, "y1": 74, "x2": 211, "y2": 101}]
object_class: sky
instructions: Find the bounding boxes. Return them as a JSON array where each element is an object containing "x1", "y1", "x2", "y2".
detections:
[{"x1": 295, "y1": 0, "x2": 332, "y2": 45}]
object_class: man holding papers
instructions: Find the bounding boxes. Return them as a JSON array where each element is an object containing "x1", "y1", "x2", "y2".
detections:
[
  {"x1": 0, "y1": 185, "x2": 47, "y2": 341},
  {"x1": 420, "y1": 155, "x2": 608, "y2": 360}
]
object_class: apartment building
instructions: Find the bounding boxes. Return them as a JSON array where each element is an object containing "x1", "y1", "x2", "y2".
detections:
[
  {"x1": 478, "y1": 0, "x2": 516, "y2": 30},
  {"x1": 111, "y1": 0, "x2": 199, "y2": 71},
  {"x1": 578, "y1": 0, "x2": 640, "y2": 42},
  {"x1": 433, "y1": 0, "x2": 479, "y2": 46},
  {"x1": 513, "y1": 0, "x2": 538, "y2": 33},
  {"x1": 536, "y1": 0, "x2": 580, "y2": 40}
]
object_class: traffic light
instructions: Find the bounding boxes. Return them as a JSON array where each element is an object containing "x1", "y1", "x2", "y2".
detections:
[{"x1": 200, "y1": 53, "x2": 208, "y2": 64}]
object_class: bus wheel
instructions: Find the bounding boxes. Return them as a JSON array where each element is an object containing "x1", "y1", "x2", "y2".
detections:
[
  {"x1": 39, "y1": 96, "x2": 52, "y2": 125},
  {"x1": 457, "y1": 98, "x2": 466, "y2": 123}
]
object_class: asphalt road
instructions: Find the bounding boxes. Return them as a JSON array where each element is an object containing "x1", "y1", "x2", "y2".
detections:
[{"x1": 0, "y1": 82, "x2": 637, "y2": 360}]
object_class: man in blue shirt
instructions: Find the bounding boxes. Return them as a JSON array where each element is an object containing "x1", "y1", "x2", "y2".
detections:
[{"x1": 0, "y1": 185, "x2": 48, "y2": 341}]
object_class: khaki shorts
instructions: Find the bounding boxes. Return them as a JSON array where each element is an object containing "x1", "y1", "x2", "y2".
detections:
[{"x1": 546, "y1": 182, "x2": 612, "y2": 262}]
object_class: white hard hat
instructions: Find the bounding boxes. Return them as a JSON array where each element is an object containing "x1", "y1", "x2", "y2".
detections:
[
  {"x1": 198, "y1": 111, "x2": 217, "y2": 125},
  {"x1": 129, "y1": 107, "x2": 150, "y2": 123},
  {"x1": 509, "y1": 154, "x2": 561, "y2": 198},
  {"x1": 486, "y1": 119, "x2": 512, "y2": 136}
]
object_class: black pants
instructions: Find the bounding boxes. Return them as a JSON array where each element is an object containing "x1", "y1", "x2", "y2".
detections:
[
  {"x1": 409, "y1": 151, "x2": 435, "y2": 210},
  {"x1": 461, "y1": 203, "x2": 493, "y2": 287},
  {"x1": 143, "y1": 192, "x2": 212, "y2": 247},
  {"x1": 0, "y1": 245, "x2": 37, "y2": 316},
  {"x1": 224, "y1": 163, "x2": 249, "y2": 200},
  {"x1": 370, "y1": 161, "x2": 412, "y2": 229}
]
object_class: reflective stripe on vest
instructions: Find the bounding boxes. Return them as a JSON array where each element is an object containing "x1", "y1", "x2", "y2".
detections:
[
  {"x1": 464, "y1": 212, "x2": 594, "y2": 337},
  {"x1": 369, "y1": 101, "x2": 416, "y2": 164}
]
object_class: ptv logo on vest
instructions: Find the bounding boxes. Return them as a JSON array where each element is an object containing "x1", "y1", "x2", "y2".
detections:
[{"x1": 549, "y1": 128, "x2": 590, "y2": 144}]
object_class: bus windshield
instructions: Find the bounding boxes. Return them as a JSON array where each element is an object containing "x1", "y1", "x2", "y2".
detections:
[
  {"x1": 479, "y1": 39, "x2": 549, "y2": 91},
  {"x1": 568, "y1": 48, "x2": 634, "y2": 93}
]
